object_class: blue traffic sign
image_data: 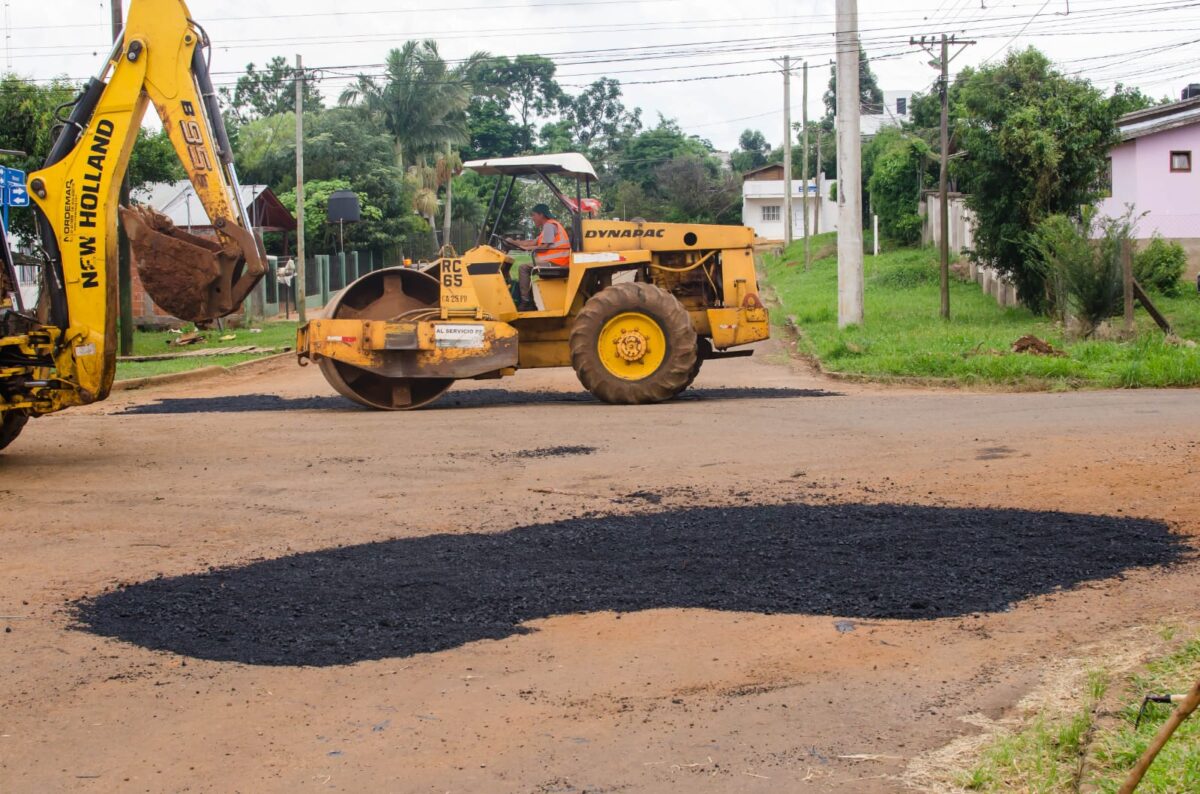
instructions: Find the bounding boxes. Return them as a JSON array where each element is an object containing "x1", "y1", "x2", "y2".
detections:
[
  {"x1": 0, "y1": 167, "x2": 27, "y2": 207},
  {"x1": 5, "y1": 185, "x2": 29, "y2": 207}
]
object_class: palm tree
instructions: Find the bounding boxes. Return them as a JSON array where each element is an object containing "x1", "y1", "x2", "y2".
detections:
[{"x1": 341, "y1": 41, "x2": 486, "y2": 247}]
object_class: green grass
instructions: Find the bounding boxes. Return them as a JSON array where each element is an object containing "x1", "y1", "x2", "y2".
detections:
[
  {"x1": 962, "y1": 670, "x2": 1108, "y2": 792},
  {"x1": 115, "y1": 321, "x2": 297, "y2": 381},
  {"x1": 1091, "y1": 638, "x2": 1200, "y2": 793},
  {"x1": 763, "y1": 234, "x2": 1200, "y2": 389},
  {"x1": 961, "y1": 637, "x2": 1200, "y2": 793}
]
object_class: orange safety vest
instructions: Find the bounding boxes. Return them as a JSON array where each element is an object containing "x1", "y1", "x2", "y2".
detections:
[{"x1": 535, "y1": 219, "x2": 572, "y2": 266}]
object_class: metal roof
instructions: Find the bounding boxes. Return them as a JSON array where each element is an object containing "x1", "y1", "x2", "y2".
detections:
[
  {"x1": 131, "y1": 180, "x2": 296, "y2": 231},
  {"x1": 462, "y1": 153, "x2": 597, "y2": 180},
  {"x1": 1117, "y1": 96, "x2": 1200, "y2": 142}
]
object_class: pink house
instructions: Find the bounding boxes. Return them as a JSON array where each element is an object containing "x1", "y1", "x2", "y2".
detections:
[{"x1": 1098, "y1": 94, "x2": 1200, "y2": 277}]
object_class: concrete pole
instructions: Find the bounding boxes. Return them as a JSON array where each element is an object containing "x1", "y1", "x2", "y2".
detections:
[
  {"x1": 294, "y1": 54, "x2": 307, "y2": 323},
  {"x1": 112, "y1": 0, "x2": 133, "y2": 352},
  {"x1": 835, "y1": 0, "x2": 864, "y2": 327},
  {"x1": 938, "y1": 34, "x2": 951, "y2": 320},
  {"x1": 801, "y1": 61, "x2": 810, "y2": 270},
  {"x1": 782, "y1": 55, "x2": 793, "y2": 248}
]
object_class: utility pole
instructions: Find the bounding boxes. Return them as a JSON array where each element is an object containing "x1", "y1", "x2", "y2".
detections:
[
  {"x1": 442, "y1": 142, "x2": 453, "y2": 250},
  {"x1": 294, "y1": 54, "x2": 307, "y2": 324},
  {"x1": 112, "y1": 1, "x2": 133, "y2": 354},
  {"x1": 782, "y1": 55, "x2": 793, "y2": 248},
  {"x1": 835, "y1": 0, "x2": 864, "y2": 327},
  {"x1": 801, "y1": 61, "x2": 810, "y2": 270},
  {"x1": 911, "y1": 33, "x2": 975, "y2": 320},
  {"x1": 814, "y1": 124, "x2": 822, "y2": 234}
]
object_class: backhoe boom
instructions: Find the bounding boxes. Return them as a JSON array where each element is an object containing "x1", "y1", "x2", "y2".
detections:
[{"x1": 0, "y1": 0, "x2": 264, "y2": 449}]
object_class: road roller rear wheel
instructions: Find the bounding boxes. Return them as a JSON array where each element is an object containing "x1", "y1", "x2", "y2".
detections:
[{"x1": 317, "y1": 267, "x2": 453, "y2": 410}]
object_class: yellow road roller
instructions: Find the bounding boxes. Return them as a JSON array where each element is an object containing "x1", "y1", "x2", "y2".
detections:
[{"x1": 296, "y1": 153, "x2": 769, "y2": 409}]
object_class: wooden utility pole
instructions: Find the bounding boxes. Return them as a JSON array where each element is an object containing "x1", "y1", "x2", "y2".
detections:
[
  {"x1": 911, "y1": 33, "x2": 975, "y2": 320},
  {"x1": 801, "y1": 61, "x2": 810, "y2": 270},
  {"x1": 112, "y1": 0, "x2": 133, "y2": 354},
  {"x1": 782, "y1": 55, "x2": 794, "y2": 247},
  {"x1": 835, "y1": 0, "x2": 864, "y2": 327},
  {"x1": 1122, "y1": 239, "x2": 1134, "y2": 333},
  {"x1": 1119, "y1": 678, "x2": 1200, "y2": 793},
  {"x1": 814, "y1": 125, "x2": 822, "y2": 234},
  {"x1": 294, "y1": 54, "x2": 307, "y2": 323}
]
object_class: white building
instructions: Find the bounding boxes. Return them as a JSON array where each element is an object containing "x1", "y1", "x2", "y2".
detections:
[
  {"x1": 4, "y1": 228, "x2": 39, "y2": 310},
  {"x1": 740, "y1": 163, "x2": 837, "y2": 241},
  {"x1": 861, "y1": 90, "x2": 915, "y2": 137}
]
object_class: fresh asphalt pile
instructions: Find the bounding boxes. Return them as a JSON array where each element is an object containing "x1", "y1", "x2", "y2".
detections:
[
  {"x1": 76, "y1": 503, "x2": 1185, "y2": 667},
  {"x1": 118, "y1": 386, "x2": 837, "y2": 415},
  {"x1": 506, "y1": 445, "x2": 597, "y2": 460}
]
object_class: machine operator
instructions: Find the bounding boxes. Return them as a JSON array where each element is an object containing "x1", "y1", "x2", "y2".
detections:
[{"x1": 504, "y1": 203, "x2": 571, "y2": 311}]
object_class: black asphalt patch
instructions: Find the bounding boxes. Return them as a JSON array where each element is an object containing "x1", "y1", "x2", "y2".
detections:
[
  {"x1": 117, "y1": 386, "x2": 838, "y2": 415},
  {"x1": 506, "y1": 446, "x2": 597, "y2": 460},
  {"x1": 74, "y1": 503, "x2": 1185, "y2": 667}
]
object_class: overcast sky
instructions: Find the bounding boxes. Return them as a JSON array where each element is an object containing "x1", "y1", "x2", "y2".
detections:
[{"x1": 5, "y1": 0, "x2": 1198, "y2": 151}]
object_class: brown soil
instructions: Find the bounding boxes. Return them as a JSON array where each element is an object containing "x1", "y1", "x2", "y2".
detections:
[
  {"x1": 122, "y1": 205, "x2": 220, "y2": 320},
  {"x1": 1, "y1": 341, "x2": 1197, "y2": 792}
]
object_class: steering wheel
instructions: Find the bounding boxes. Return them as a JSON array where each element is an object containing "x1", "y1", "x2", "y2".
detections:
[{"x1": 490, "y1": 233, "x2": 513, "y2": 252}]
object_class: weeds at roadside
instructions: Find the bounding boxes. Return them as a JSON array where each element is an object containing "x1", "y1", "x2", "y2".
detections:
[
  {"x1": 762, "y1": 235, "x2": 1200, "y2": 389},
  {"x1": 940, "y1": 630, "x2": 1200, "y2": 793}
]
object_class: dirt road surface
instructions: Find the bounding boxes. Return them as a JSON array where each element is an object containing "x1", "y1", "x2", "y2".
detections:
[{"x1": 2, "y1": 342, "x2": 1197, "y2": 792}]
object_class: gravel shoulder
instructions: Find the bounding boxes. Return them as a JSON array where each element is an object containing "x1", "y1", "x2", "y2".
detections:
[{"x1": 1, "y1": 342, "x2": 1197, "y2": 792}]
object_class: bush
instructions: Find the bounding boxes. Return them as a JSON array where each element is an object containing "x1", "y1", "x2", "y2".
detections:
[
  {"x1": 866, "y1": 131, "x2": 933, "y2": 246},
  {"x1": 955, "y1": 49, "x2": 1122, "y2": 309},
  {"x1": 872, "y1": 259, "x2": 937, "y2": 289},
  {"x1": 1134, "y1": 237, "x2": 1187, "y2": 296},
  {"x1": 1033, "y1": 208, "x2": 1132, "y2": 335}
]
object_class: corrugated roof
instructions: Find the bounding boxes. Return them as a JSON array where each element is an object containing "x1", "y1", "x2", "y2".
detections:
[
  {"x1": 131, "y1": 180, "x2": 288, "y2": 229},
  {"x1": 1117, "y1": 95, "x2": 1200, "y2": 141},
  {"x1": 463, "y1": 153, "x2": 597, "y2": 179}
]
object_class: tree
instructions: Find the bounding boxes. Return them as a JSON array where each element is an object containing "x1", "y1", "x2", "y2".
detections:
[
  {"x1": 277, "y1": 178, "x2": 383, "y2": 255},
  {"x1": 340, "y1": 41, "x2": 485, "y2": 169},
  {"x1": 234, "y1": 108, "x2": 422, "y2": 256},
  {"x1": 731, "y1": 129, "x2": 770, "y2": 173},
  {"x1": 472, "y1": 55, "x2": 565, "y2": 152},
  {"x1": 823, "y1": 48, "x2": 884, "y2": 120},
  {"x1": 652, "y1": 155, "x2": 741, "y2": 224},
  {"x1": 128, "y1": 129, "x2": 186, "y2": 188},
  {"x1": 340, "y1": 40, "x2": 488, "y2": 245},
  {"x1": 220, "y1": 56, "x2": 323, "y2": 124},
  {"x1": 560, "y1": 78, "x2": 642, "y2": 158},
  {"x1": 866, "y1": 129, "x2": 933, "y2": 244},
  {"x1": 0, "y1": 74, "x2": 76, "y2": 241},
  {"x1": 1108, "y1": 83, "x2": 1158, "y2": 118},
  {"x1": 954, "y1": 48, "x2": 1120, "y2": 307},
  {"x1": 464, "y1": 96, "x2": 524, "y2": 159},
  {"x1": 615, "y1": 116, "x2": 711, "y2": 190}
]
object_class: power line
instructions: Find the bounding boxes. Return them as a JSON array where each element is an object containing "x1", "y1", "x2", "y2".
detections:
[{"x1": 982, "y1": 0, "x2": 1057, "y2": 62}]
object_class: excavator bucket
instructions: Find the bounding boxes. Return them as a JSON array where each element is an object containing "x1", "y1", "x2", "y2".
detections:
[{"x1": 120, "y1": 204, "x2": 265, "y2": 323}]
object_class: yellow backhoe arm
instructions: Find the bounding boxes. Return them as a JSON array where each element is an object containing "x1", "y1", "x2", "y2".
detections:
[{"x1": 20, "y1": 0, "x2": 263, "y2": 411}]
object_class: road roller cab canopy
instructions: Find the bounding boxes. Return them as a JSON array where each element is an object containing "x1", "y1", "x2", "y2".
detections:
[{"x1": 463, "y1": 153, "x2": 601, "y2": 251}]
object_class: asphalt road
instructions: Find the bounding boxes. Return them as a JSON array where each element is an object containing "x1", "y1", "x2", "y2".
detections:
[{"x1": 2, "y1": 342, "x2": 1198, "y2": 792}]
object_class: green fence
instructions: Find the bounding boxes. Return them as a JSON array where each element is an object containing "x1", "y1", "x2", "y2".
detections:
[{"x1": 246, "y1": 249, "x2": 390, "y2": 320}]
